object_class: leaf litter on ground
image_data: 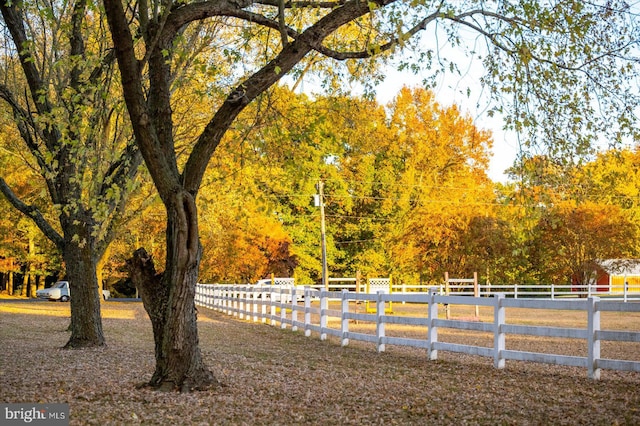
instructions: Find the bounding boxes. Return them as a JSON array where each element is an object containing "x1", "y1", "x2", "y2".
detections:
[{"x1": 0, "y1": 299, "x2": 639, "y2": 425}]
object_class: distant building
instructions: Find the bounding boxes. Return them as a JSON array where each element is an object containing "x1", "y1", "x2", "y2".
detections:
[{"x1": 575, "y1": 259, "x2": 640, "y2": 294}]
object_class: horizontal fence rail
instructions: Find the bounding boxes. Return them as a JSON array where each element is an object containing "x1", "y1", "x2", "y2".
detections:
[
  {"x1": 195, "y1": 284, "x2": 640, "y2": 380},
  {"x1": 394, "y1": 283, "x2": 640, "y2": 301},
  {"x1": 241, "y1": 281, "x2": 640, "y2": 301}
]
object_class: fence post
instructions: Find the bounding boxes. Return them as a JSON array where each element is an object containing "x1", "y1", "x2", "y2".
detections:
[
  {"x1": 624, "y1": 281, "x2": 628, "y2": 303},
  {"x1": 444, "y1": 272, "x2": 451, "y2": 320},
  {"x1": 291, "y1": 287, "x2": 298, "y2": 332},
  {"x1": 514, "y1": 283, "x2": 518, "y2": 299},
  {"x1": 320, "y1": 290, "x2": 328, "y2": 341},
  {"x1": 551, "y1": 283, "x2": 555, "y2": 300},
  {"x1": 280, "y1": 288, "x2": 287, "y2": 329},
  {"x1": 427, "y1": 287, "x2": 439, "y2": 360},
  {"x1": 341, "y1": 290, "x2": 349, "y2": 346},
  {"x1": 211, "y1": 286, "x2": 216, "y2": 310},
  {"x1": 270, "y1": 287, "x2": 277, "y2": 326},
  {"x1": 239, "y1": 286, "x2": 244, "y2": 318},
  {"x1": 261, "y1": 286, "x2": 267, "y2": 324},
  {"x1": 304, "y1": 287, "x2": 312, "y2": 337},
  {"x1": 474, "y1": 272, "x2": 479, "y2": 317},
  {"x1": 223, "y1": 285, "x2": 228, "y2": 314},
  {"x1": 222, "y1": 286, "x2": 228, "y2": 315},
  {"x1": 494, "y1": 293, "x2": 506, "y2": 369},
  {"x1": 587, "y1": 296, "x2": 601, "y2": 380},
  {"x1": 232, "y1": 287, "x2": 238, "y2": 317},
  {"x1": 239, "y1": 286, "x2": 245, "y2": 320},
  {"x1": 252, "y1": 287, "x2": 258, "y2": 322},
  {"x1": 229, "y1": 286, "x2": 234, "y2": 315},
  {"x1": 376, "y1": 291, "x2": 386, "y2": 353},
  {"x1": 221, "y1": 286, "x2": 226, "y2": 313}
]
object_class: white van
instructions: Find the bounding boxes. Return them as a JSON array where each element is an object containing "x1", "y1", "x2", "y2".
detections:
[{"x1": 36, "y1": 281, "x2": 110, "y2": 301}]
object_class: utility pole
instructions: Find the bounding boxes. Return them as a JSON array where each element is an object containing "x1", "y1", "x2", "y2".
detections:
[{"x1": 316, "y1": 180, "x2": 329, "y2": 290}]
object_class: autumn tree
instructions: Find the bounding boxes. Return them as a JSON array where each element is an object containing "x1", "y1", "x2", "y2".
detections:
[
  {"x1": 0, "y1": 2, "x2": 142, "y2": 346},
  {"x1": 198, "y1": 164, "x2": 298, "y2": 283},
  {"x1": 579, "y1": 148, "x2": 640, "y2": 226},
  {"x1": 229, "y1": 89, "x2": 392, "y2": 282},
  {"x1": 531, "y1": 200, "x2": 638, "y2": 285},
  {"x1": 379, "y1": 87, "x2": 493, "y2": 281},
  {"x1": 0, "y1": 141, "x2": 51, "y2": 293},
  {"x1": 228, "y1": 87, "x2": 494, "y2": 284},
  {"x1": 104, "y1": 0, "x2": 640, "y2": 391}
]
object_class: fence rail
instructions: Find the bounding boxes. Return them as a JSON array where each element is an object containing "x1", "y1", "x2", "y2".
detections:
[
  {"x1": 253, "y1": 281, "x2": 640, "y2": 301},
  {"x1": 400, "y1": 283, "x2": 640, "y2": 301},
  {"x1": 195, "y1": 284, "x2": 640, "y2": 380}
]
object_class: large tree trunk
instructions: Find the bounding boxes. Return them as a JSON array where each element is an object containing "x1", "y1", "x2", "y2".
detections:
[
  {"x1": 20, "y1": 273, "x2": 27, "y2": 297},
  {"x1": 127, "y1": 191, "x2": 218, "y2": 392},
  {"x1": 63, "y1": 222, "x2": 105, "y2": 348}
]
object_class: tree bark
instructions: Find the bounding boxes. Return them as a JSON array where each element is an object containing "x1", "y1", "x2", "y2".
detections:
[
  {"x1": 8, "y1": 270, "x2": 13, "y2": 296},
  {"x1": 28, "y1": 275, "x2": 36, "y2": 298},
  {"x1": 20, "y1": 274, "x2": 27, "y2": 297},
  {"x1": 62, "y1": 221, "x2": 105, "y2": 348},
  {"x1": 127, "y1": 191, "x2": 218, "y2": 392}
]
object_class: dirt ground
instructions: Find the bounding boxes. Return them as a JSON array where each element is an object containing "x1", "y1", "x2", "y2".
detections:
[{"x1": 1, "y1": 297, "x2": 639, "y2": 425}]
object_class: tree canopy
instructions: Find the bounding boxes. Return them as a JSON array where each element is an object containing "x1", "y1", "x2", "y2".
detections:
[{"x1": 103, "y1": 0, "x2": 640, "y2": 391}]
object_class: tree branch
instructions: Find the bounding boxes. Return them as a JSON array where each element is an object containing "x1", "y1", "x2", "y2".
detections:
[
  {"x1": 182, "y1": 0, "x2": 398, "y2": 193},
  {"x1": 0, "y1": 84, "x2": 60, "y2": 201},
  {"x1": 0, "y1": 178, "x2": 64, "y2": 249},
  {"x1": 104, "y1": 0, "x2": 182, "y2": 203},
  {"x1": 277, "y1": 0, "x2": 289, "y2": 48},
  {"x1": 257, "y1": 0, "x2": 346, "y2": 7}
]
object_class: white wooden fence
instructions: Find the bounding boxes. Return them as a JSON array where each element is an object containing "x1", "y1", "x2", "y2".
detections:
[
  {"x1": 194, "y1": 284, "x2": 640, "y2": 380},
  {"x1": 270, "y1": 281, "x2": 640, "y2": 301},
  {"x1": 416, "y1": 282, "x2": 640, "y2": 301}
]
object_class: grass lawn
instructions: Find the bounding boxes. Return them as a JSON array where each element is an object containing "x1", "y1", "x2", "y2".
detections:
[{"x1": 1, "y1": 296, "x2": 639, "y2": 425}]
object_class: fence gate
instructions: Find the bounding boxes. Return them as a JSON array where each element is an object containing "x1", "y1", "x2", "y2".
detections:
[
  {"x1": 365, "y1": 277, "x2": 393, "y2": 313},
  {"x1": 444, "y1": 272, "x2": 479, "y2": 319}
]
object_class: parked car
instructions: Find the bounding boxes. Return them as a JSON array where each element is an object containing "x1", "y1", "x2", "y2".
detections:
[{"x1": 36, "y1": 281, "x2": 110, "y2": 301}]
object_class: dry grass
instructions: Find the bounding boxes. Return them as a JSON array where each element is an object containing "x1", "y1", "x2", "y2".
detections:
[{"x1": 1, "y1": 296, "x2": 640, "y2": 425}]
